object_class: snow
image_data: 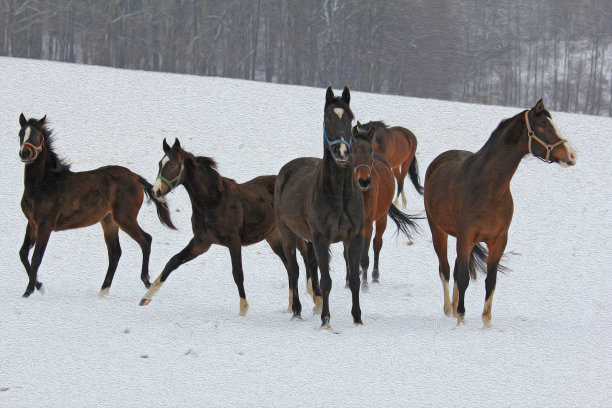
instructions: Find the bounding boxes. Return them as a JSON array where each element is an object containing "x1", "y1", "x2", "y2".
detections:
[{"x1": 1, "y1": 57, "x2": 611, "y2": 407}]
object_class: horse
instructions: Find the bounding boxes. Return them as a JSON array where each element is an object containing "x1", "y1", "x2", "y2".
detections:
[
  {"x1": 424, "y1": 100, "x2": 577, "y2": 327},
  {"x1": 274, "y1": 86, "x2": 365, "y2": 328},
  {"x1": 359, "y1": 121, "x2": 423, "y2": 207},
  {"x1": 17, "y1": 114, "x2": 175, "y2": 298},
  {"x1": 348, "y1": 122, "x2": 420, "y2": 287},
  {"x1": 139, "y1": 138, "x2": 321, "y2": 316}
]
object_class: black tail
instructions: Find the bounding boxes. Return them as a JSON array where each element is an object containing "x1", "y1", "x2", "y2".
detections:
[
  {"x1": 468, "y1": 243, "x2": 508, "y2": 280},
  {"x1": 139, "y1": 176, "x2": 177, "y2": 230},
  {"x1": 408, "y1": 157, "x2": 424, "y2": 195},
  {"x1": 387, "y1": 204, "x2": 421, "y2": 241}
]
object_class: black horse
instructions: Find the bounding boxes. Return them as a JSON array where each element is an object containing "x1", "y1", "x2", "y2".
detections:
[
  {"x1": 17, "y1": 114, "x2": 175, "y2": 297},
  {"x1": 274, "y1": 86, "x2": 365, "y2": 328},
  {"x1": 139, "y1": 139, "x2": 320, "y2": 316}
]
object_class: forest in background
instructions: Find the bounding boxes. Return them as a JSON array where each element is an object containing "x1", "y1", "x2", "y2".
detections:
[{"x1": 2, "y1": 0, "x2": 611, "y2": 116}]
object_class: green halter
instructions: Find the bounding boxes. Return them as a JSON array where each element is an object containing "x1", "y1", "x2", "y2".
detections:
[{"x1": 157, "y1": 163, "x2": 184, "y2": 190}]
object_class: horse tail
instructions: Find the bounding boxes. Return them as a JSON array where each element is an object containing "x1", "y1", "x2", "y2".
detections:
[
  {"x1": 408, "y1": 157, "x2": 424, "y2": 195},
  {"x1": 138, "y1": 176, "x2": 177, "y2": 230},
  {"x1": 468, "y1": 243, "x2": 508, "y2": 280},
  {"x1": 387, "y1": 204, "x2": 421, "y2": 241}
]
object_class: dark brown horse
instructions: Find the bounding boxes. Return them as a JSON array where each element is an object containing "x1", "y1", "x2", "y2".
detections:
[
  {"x1": 359, "y1": 121, "x2": 423, "y2": 207},
  {"x1": 139, "y1": 139, "x2": 320, "y2": 316},
  {"x1": 349, "y1": 123, "x2": 420, "y2": 287},
  {"x1": 424, "y1": 100, "x2": 577, "y2": 327},
  {"x1": 18, "y1": 114, "x2": 175, "y2": 297},
  {"x1": 275, "y1": 86, "x2": 364, "y2": 328}
]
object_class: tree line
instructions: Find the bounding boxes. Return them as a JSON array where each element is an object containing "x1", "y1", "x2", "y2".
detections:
[{"x1": 2, "y1": 0, "x2": 611, "y2": 116}]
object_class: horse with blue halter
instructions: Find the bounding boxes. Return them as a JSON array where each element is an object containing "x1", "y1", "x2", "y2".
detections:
[
  {"x1": 424, "y1": 100, "x2": 577, "y2": 327},
  {"x1": 274, "y1": 86, "x2": 364, "y2": 328},
  {"x1": 17, "y1": 114, "x2": 175, "y2": 297},
  {"x1": 139, "y1": 139, "x2": 320, "y2": 315}
]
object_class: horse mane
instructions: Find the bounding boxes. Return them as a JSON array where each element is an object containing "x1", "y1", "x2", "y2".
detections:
[
  {"x1": 369, "y1": 121, "x2": 389, "y2": 132},
  {"x1": 27, "y1": 119, "x2": 71, "y2": 173}
]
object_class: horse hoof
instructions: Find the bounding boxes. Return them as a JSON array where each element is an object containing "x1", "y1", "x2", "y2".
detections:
[
  {"x1": 291, "y1": 313, "x2": 302, "y2": 321},
  {"x1": 372, "y1": 278, "x2": 380, "y2": 284},
  {"x1": 139, "y1": 298, "x2": 151, "y2": 306},
  {"x1": 143, "y1": 281, "x2": 151, "y2": 289},
  {"x1": 312, "y1": 304, "x2": 322, "y2": 315},
  {"x1": 99, "y1": 288, "x2": 110, "y2": 297},
  {"x1": 361, "y1": 282, "x2": 369, "y2": 291},
  {"x1": 354, "y1": 321, "x2": 363, "y2": 327},
  {"x1": 443, "y1": 306, "x2": 452, "y2": 317},
  {"x1": 456, "y1": 315, "x2": 465, "y2": 326},
  {"x1": 318, "y1": 322, "x2": 332, "y2": 330},
  {"x1": 22, "y1": 291, "x2": 32, "y2": 298},
  {"x1": 35, "y1": 282, "x2": 43, "y2": 290}
]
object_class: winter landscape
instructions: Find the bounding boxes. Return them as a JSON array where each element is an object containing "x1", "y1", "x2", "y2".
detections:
[{"x1": 1, "y1": 57, "x2": 610, "y2": 407}]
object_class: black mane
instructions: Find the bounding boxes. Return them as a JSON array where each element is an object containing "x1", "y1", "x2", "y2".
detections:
[{"x1": 27, "y1": 119, "x2": 71, "y2": 173}]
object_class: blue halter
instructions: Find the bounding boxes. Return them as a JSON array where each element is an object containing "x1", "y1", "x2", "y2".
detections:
[{"x1": 324, "y1": 128, "x2": 357, "y2": 155}]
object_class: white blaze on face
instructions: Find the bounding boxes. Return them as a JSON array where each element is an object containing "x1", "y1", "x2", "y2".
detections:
[
  {"x1": 547, "y1": 117, "x2": 577, "y2": 166},
  {"x1": 339, "y1": 143, "x2": 348, "y2": 156},
  {"x1": 334, "y1": 108, "x2": 344, "y2": 118},
  {"x1": 153, "y1": 155, "x2": 171, "y2": 194},
  {"x1": 23, "y1": 127, "x2": 31, "y2": 143}
]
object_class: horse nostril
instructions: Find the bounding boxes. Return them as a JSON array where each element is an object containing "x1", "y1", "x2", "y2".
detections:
[{"x1": 359, "y1": 178, "x2": 371, "y2": 188}]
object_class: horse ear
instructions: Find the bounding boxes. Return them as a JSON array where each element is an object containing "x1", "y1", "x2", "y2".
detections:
[
  {"x1": 532, "y1": 99, "x2": 545, "y2": 115},
  {"x1": 173, "y1": 138, "x2": 181, "y2": 149},
  {"x1": 163, "y1": 138, "x2": 171, "y2": 153},
  {"x1": 19, "y1": 113, "x2": 27, "y2": 127},
  {"x1": 357, "y1": 120, "x2": 362, "y2": 128},
  {"x1": 342, "y1": 87, "x2": 351, "y2": 105},
  {"x1": 39, "y1": 115, "x2": 47, "y2": 125},
  {"x1": 326, "y1": 86, "x2": 334, "y2": 104},
  {"x1": 367, "y1": 127, "x2": 376, "y2": 140}
]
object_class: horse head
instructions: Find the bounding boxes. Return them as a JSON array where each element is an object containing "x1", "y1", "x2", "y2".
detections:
[
  {"x1": 521, "y1": 100, "x2": 577, "y2": 167},
  {"x1": 351, "y1": 122, "x2": 375, "y2": 191},
  {"x1": 154, "y1": 138, "x2": 186, "y2": 197},
  {"x1": 18, "y1": 113, "x2": 47, "y2": 164},
  {"x1": 323, "y1": 86, "x2": 355, "y2": 164}
]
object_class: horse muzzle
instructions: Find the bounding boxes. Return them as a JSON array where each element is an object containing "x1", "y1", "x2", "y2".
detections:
[
  {"x1": 19, "y1": 145, "x2": 37, "y2": 164},
  {"x1": 358, "y1": 177, "x2": 372, "y2": 191}
]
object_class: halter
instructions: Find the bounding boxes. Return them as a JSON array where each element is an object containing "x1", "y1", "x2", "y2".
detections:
[
  {"x1": 157, "y1": 162, "x2": 184, "y2": 190},
  {"x1": 20, "y1": 133, "x2": 45, "y2": 162},
  {"x1": 524, "y1": 111, "x2": 567, "y2": 163},
  {"x1": 324, "y1": 128, "x2": 357, "y2": 156}
]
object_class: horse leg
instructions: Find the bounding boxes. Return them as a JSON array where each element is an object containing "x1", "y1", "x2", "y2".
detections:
[
  {"x1": 430, "y1": 224, "x2": 451, "y2": 316},
  {"x1": 278, "y1": 222, "x2": 302, "y2": 319},
  {"x1": 371, "y1": 215, "x2": 388, "y2": 283},
  {"x1": 346, "y1": 232, "x2": 364, "y2": 325},
  {"x1": 19, "y1": 222, "x2": 42, "y2": 297},
  {"x1": 23, "y1": 224, "x2": 53, "y2": 297},
  {"x1": 114, "y1": 214, "x2": 152, "y2": 288},
  {"x1": 139, "y1": 237, "x2": 211, "y2": 306},
  {"x1": 453, "y1": 239, "x2": 473, "y2": 325},
  {"x1": 312, "y1": 235, "x2": 332, "y2": 328},
  {"x1": 392, "y1": 167, "x2": 402, "y2": 206},
  {"x1": 298, "y1": 240, "x2": 322, "y2": 314},
  {"x1": 227, "y1": 238, "x2": 250, "y2": 316},
  {"x1": 398, "y1": 161, "x2": 410, "y2": 207},
  {"x1": 360, "y1": 223, "x2": 374, "y2": 289},
  {"x1": 482, "y1": 234, "x2": 507, "y2": 328},
  {"x1": 99, "y1": 214, "x2": 122, "y2": 296}
]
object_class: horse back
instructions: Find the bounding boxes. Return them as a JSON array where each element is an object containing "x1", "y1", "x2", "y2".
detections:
[{"x1": 369, "y1": 154, "x2": 396, "y2": 222}]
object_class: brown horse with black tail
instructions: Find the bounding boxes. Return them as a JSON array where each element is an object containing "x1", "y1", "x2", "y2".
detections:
[
  {"x1": 349, "y1": 123, "x2": 421, "y2": 287},
  {"x1": 17, "y1": 114, "x2": 175, "y2": 298},
  {"x1": 139, "y1": 138, "x2": 320, "y2": 316},
  {"x1": 358, "y1": 121, "x2": 423, "y2": 207},
  {"x1": 424, "y1": 100, "x2": 577, "y2": 327}
]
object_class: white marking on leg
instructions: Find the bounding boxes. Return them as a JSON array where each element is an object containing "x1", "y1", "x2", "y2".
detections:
[
  {"x1": 334, "y1": 108, "x2": 344, "y2": 118},
  {"x1": 482, "y1": 289, "x2": 495, "y2": 328},
  {"x1": 312, "y1": 295, "x2": 323, "y2": 315},
  {"x1": 239, "y1": 297, "x2": 249, "y2": 316},
  {"x1": 307, "y1": 277, "x2": 313, "y2": 297},
  {"x1": 401, "y1": 190, "x2": 407, "y2": 207},
  {"x1": 99, "y1": 288, "x2": 110, "y2": 297},
  {"x1": 452, "y1": 281, "x2": 459, "y2": 317},
  {"x1": 286, "y1": 290, "x2": 293, "y2": 313},
  {"x1": 440, "y1": 273, "x2": 451, "y2": 316},
  {"x1": 140, "y1": 276, "x2": 163, "y2": 305}
]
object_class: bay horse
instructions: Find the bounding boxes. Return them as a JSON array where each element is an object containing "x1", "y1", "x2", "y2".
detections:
[
  {"x1": 18, "y1": 114, "x2": 175, "y2": 297},
  {"x1": 275, "y1": 86, "x2": 364, "y2": 328},
  {"x1": 139, "y1": 139, "x2": 321, "y2": 316},
  {"x1": 424, "y1": 100, "x2": 577, "y2": 327},
  {"x1": 359, "y1": 121, "x2": 423, "y2": 207},
  {"x1": 348, "y1": 122, "x2": 420, "y2": 287}
]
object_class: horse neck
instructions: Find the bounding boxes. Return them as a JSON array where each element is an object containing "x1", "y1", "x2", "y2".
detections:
[
  {"x1": 182, "y1": 156, "x2": 223, "y2": 205},
  {"x1": 319, "y1": 149, "x2": 357, "y2": 197},
  {"x1": 23, "y1": 148, "x2": 52, "y2": 194},
  {"x1": 473, "y1": 117, "x2": 528, "y2": 192}
]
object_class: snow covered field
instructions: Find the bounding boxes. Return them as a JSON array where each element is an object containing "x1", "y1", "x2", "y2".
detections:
[{"x1": 1, "y1": 57, "x2": 610, "y2": 407}]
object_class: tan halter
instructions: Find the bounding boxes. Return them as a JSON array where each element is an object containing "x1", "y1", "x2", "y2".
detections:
[{"x1": 524, "y1": 111, "x2": 567, "y2": 163}]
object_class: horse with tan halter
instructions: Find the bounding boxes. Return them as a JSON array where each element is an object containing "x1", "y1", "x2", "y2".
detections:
[
  {"x1": 17, "y1": 114, "x2": 175, "y2": 297},
  {"x1": 424, "y1": 100, "x2": 577, "y2": 327}
]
